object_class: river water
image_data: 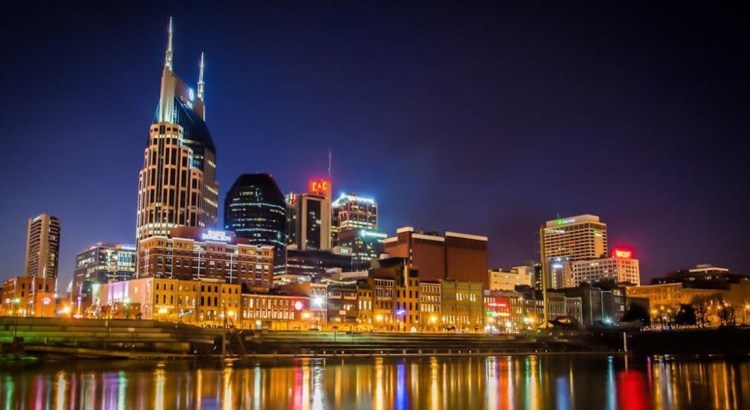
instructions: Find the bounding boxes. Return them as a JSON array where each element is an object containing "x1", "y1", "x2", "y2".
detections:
[{"x1": 1, "y1": 354, "x2": 748, "y2": 409}]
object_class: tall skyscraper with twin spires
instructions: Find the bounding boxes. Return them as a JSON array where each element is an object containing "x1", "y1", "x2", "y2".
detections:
[{"x1": 136, "y1": 19, "x2": 219, "y2": 242}]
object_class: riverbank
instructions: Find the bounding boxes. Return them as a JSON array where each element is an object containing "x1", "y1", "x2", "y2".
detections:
[{"x1": 3, "y1": 317, "x2": 749, "y2": 361}]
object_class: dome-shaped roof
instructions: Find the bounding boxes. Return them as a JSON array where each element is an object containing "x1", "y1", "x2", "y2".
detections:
[{"x1": 227, "y1": 173, "x2": 285, "y2": 205}]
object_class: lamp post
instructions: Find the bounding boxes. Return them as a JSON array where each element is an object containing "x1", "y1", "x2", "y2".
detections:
[
  {"x1": 222, "y1": 302, "x2": 227, "y2": 359},
  {"x1": 13, "y1": 297, "x2": 21, "y2": 342}
]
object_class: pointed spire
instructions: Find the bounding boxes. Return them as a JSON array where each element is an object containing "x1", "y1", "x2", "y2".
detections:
[
  {"x1": 164, "y1": 17, "x2": 174, "y2": 70},
  {"x1": 197, "y1": 52, "x2": 205, "y2": 100}
]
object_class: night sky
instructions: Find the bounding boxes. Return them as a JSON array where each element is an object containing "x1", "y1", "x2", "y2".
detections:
[{"x1": 1, "y1": 1, "x2": 749, "y2": 289}]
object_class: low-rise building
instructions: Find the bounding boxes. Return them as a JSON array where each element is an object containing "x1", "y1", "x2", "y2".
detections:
[
  {"x1": 242, "y1": 292, "x2": 310, "y2": 330},
  {"x1": 0, "y1": 276, "x2": 56, "y2": 318},
  {"x1": 327, "y1": 283, "x2": 359, "y2": 328},
  {"x1": 483, "y1": 290, "x2": 513, "y2": 332},
  {"x1": 420, "y1": 280, "x2": 442, "y2": 332},
  {"x1": 95, "y1": 277, "x2": 241, "y2": 326},
  {"x1": 441, "y1": 280, "x2": 483, "y2": 332},
  {"x1": 488, "y1": 268, "x2": 533, "y2": 291},
  {"x1": 559, "y1": 285, "x2": 627, "y2": 326}
]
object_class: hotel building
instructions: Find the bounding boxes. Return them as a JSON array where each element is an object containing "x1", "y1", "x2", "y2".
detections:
[
  {"x1": 137, "y1": 227, "x2": 274, "y2": 293},
  {"x1": 540, "y1": 214, "x2": 608, "y2": 289},
  {"x1": 569, "y1": 249, "x2": 640, "y2": 286}
]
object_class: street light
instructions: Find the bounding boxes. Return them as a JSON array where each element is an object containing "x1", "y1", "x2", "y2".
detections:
[{"x1": 13, "y1": 297, "x2": 21, "y2": 342}]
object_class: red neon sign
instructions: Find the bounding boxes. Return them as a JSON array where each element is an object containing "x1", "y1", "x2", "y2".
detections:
[
  {"x1": 613, "y1": 248, "x2": 632, "y2": 258},
  {"x1": 309, "y1": 179, "x2": 331, "y2": 196}
]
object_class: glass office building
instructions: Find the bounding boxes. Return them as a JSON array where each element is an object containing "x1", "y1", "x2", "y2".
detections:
[{"x1": 224, "y1": 173, "x2": 287, "y2": 273}]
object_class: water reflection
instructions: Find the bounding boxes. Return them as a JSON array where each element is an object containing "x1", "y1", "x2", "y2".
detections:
[{"x1": 1, "y1": 355, "x2": 749, "y2": 409}]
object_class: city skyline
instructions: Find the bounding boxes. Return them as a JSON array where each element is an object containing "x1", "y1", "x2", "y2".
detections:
[{"x1": 2, "y1": 2, "x2": 749, "y2": 288}]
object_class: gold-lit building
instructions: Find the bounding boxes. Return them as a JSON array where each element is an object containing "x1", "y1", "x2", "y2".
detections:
[
  {"x1": 242, "y1": 292, "x2": 310, "y2": 330},
  {"x1": 94, "y1": 277, "x2": 240, "y2": 326},
  {"x1": 440, "y1": 280, "x2": 483, "y2": 332},
  {"x1": 0, "y1": 276, "x2": 56, "y2": 318},
  {"x1": 419, "y1": 280, "x2": 441, "y2": 331},
  {"x1": 326, "y1": 284, "x2": 359, "y2": 328},
  {"x1": 626, "y1": 283, "x2": 728, "y2": 326},
  {"x1": 626, "y1": 283, "x2": 727, "y2": 310}
]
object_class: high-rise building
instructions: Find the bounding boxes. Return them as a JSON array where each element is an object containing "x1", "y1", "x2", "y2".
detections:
[
  {"x1": 289, "y1": 179, "x2": 332, "y2": 250},
  {"x1": 285, "y1": 193, "x2": 298, "y2": 246},
  {"x1": 296, "y1": 193, "x2": 330, "y2": 250},
  {"x1": 73, "y1": 243, "x2": 136, "y2": 298},
  {"x1": 224, "y1": 174, "x2": 287, "y2": 274},
  {"x1": 383, "y1": 227, "x2": 489, "y2": 289},
  {"x1": 336, "y1": 228, "x2": 387, "y2": 270},
  {"x1": 24, "y1": 213, "x2": 61, "y2": 281},
  {"x1": 136, "y1": 19, "x2": 219, "y2": 242},
  {"x1": 569, "y1": 248, "x2": 641, "y2": 286},
  {"x1": 540, "y1": 214, "x2": 608, "y2": 289},
  {"x1": 332, "y1": 193, "x2": 378, "y2": 243}
]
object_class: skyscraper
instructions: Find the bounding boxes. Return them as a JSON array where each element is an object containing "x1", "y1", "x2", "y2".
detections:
[
  {"x1": 288, "y1": 179, "x2": 332, "y2": 251},
  {"x1": 136, "y1": 18, "x2": 219, "y2": 242},
  {"x1": 224, "y1": 174, "x2": 287, "y2": 274},
  {"x1": 331, "y1": 193, "x2": 378, "y2": 245},
  {"x1": 540, "y1": 214, "x2": 608, "y2": 289},
  {"x1": 296, "y1": 193, "x2": 331, "y2": 250},
  {"x1": 24, "y1": 213, "x2": 61, "y2": 282}
]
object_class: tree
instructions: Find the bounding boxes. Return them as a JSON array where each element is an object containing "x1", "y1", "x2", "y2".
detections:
[
  {"x1": 621, "y1": 303, "x2": 650, "y2": 326},
  {"x1": 717, "y1": 298, "x2": 737, "y2": 327},
  {"x1": 674, "y1": 304, "x2": 696, "y2": 326},
  {"x1": 692, "y1": 294, "x2": 724, "y2": 328}
]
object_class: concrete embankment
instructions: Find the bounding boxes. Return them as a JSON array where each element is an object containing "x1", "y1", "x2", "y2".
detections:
[
  {"x1": 2, "y1": 317, "x2": 622, "y2": 359},
  {"x1": 1, "y1": 317, "x2": 219, "y2": 357}
]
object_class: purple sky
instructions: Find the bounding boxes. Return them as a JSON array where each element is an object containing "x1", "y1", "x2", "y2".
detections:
[{"x1": 1, "y1": 1, "x2": 749, "y2": 289}]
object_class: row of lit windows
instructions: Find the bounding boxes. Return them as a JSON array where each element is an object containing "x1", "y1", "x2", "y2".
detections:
[{"x1": 244, "y1": 311, "x2": 296, "y2": 320}]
